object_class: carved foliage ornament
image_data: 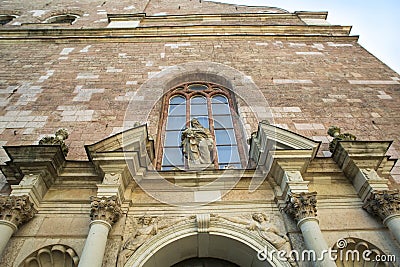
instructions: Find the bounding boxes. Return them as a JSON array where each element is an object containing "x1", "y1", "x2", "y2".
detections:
[
  {"x1": 327, "y1": 126, "x2": 357, "y2": 153},
  {"x1": 284, "y1": 192, "x2": 317, "y2": 222},
  {"x1": 90, "y1": 196, "x2": 122, "y2": 225},
  {"x1": 363, "y1": 190, "x2": 400, "y2": 220},
  {"x1": 0, "y1": 195, "x2": 37, "y2": 227},
  {"x1": 38, "y1": 128, "x2": 69, "y2": 156}
]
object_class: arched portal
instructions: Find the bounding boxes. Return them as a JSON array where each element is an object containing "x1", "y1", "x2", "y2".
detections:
[{"x1": 124, "y1": 221, "x2": 292, "y2": 267}]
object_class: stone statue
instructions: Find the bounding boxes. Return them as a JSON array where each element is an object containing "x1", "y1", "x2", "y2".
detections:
[
  {"x1": 181, "y1": 118, "x2": 213, "y2": 167},
  {"x1": 327, "y1": 126, "x2": 356, "y2": 153},
  {"x1": 39, "y1": 128, "x2": 69, "y2": 156},
  {"x1": 215, "y1": 213, "x2": 291, "y2": 254},
  {"x1": 118, "y1": 216, "x2": 159, "y2": 267}
]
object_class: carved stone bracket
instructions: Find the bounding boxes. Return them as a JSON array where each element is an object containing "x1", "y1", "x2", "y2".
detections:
[
  {"x1": 39, "y1": 128, "x2": 69, "y2": 156},
  {"x1": 363, "y1": 190, "x2": 400, "y2": 220},
  {"x1": 284, "y1": 192, "x2": 317, "y2": 222},
  {"x1": 89, "y1": 196, "x2": 122, "y2": 225},
  {"x1": 0, "y1": 195, "x2": 37, "y2": 227}
]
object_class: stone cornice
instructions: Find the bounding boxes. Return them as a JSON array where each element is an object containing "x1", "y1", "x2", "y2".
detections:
[
  {"x1": 89, "y1": 196, "x2": 122, "y2": 226},
  {"x1": 332, "y1": 141, "x2": 396, "y2": 180},
  {"x1": 0, "y1": 145, "x2": 66, "y2": 186},
  {"x1": 0, "y1": 24, "x2": 355, "y2": 41},
  {"x1": 0, "y1": 195, "x2": 37, "y2": 228},
  {"x1": 363, "y1": 190, "x2": 400, "y2": 221}
]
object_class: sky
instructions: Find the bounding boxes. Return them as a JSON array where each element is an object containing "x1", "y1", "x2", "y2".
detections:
[{"x1": 210, "y1": 0, "x2": 400, "y2": 75}]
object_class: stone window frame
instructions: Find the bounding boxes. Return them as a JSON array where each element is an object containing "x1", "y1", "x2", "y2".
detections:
[
  {"x1": 0, "y1": 14, "x2": 17, "y2": 25},
  {"x1": 43, "y1": 14, "x2": 80, "y2": 25},
  {"x1": 156, "y1": 81, "x2": 246, "y2": 170}
]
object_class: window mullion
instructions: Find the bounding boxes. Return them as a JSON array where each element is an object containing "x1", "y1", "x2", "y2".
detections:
[{"x1": 206, "y1": 94, "x2": 219, "y2": 169}]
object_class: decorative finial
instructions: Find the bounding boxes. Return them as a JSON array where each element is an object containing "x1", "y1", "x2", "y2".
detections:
[
  {"x1": 327, "y1": 126, "x2": 356, "y2": 153},
  {"x1": 39, "y1": 128, "x2": 69, "y2": 156}
]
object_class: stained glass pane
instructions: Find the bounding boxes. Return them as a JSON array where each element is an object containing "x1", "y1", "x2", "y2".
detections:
[
  {"x1": 211, "y1": 103, "x2": 230, "y2": 115},
  {"x1": 188, "y1": 84, "x2": 208, "y2": 91},
  {"x1": 213, "y1": 115, "x2": 233, "y2": 129},
  {"x1": 164, "y1": 131, "x2": 182, "y2": 147},
  {"x1": 170, "y1": 95, "x2": 186, "y2": 105},
  {"x1": 216, "y1": 146, "x2": 240, "y2": 163},
  {"x1": 212, "y1": 95, "x2": 228, "y2": 104},
  {"x1": 191, "y1": 104, "x2": 208, "y2": 116},
  {"x1": 169, "y1": 103, "x2": 186, "y2": 116},
  {"x1": 162, "y1": 147, "x2": 184, "y2": 166},
  {"x1": 215, "y1": 129, "x2": 236, "y2": 145},
  {"x1": 190, "y1": 96, "x2": 207, "y2": 104},
  {"x1": 166, "y1": 116, "x2": 187, "y2": 130}
]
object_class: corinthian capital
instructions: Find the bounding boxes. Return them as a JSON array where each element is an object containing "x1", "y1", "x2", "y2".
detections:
[
  {"x1": 0, "y1": 195, "x2": 37, "y2": 227},
  {"x1": 363, "y1": 190, "x2": 400, "y2": 220},
  {"x1": 284, "y1": 192, "x2": 317, "y2": 222},
  {"x1": 90, "y1": 196, "x2": 122, "y2": 225}
]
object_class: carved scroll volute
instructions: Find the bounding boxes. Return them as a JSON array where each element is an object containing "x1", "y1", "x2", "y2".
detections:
[
  {"x1": 363, "y1": 190, "x2": 400, "y2": 220},
  {"x1": 89, "y1": 196, "x2": 122, "y2": 225},
  {"x1": 0, "y1": 195, "x2": 37, "y2": 227},
  {"x1": 284, "y1": 192, "x2": 317, "y2": 222}
]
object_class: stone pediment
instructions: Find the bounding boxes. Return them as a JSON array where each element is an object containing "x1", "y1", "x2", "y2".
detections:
[
  {"x1": 85, "y1": 125, "x2": 154, "y2": 174},
  {"x1": 249, "y1": 122, "x2": 320, "y2": 168}
]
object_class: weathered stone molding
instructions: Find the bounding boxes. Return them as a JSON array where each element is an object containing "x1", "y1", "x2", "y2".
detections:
[
  {"x1": 327, "y1": 126, "x2": 357, "y2": 153},
  {"x1": 0, "y1": 195, "x2": 37, "y2": 227},
  {"x1": 363, "y1": 190, "x2": 400, "y2": 221},
  {"x1": 89, "y1": 196, "x2": 122, "y2": 225},
  {"x1": 284, "y1": 192, "x2": 317, "y2": 222},
  {"x1": 39, "y1": 128, "x2": 69, "y2": 156}
]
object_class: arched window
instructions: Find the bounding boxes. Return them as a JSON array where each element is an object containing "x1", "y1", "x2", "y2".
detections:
[
  {"x1": 44, "y1": 14, "x2": 79, "y2": 24},
  {"x1": 158, "y1": 82, "x2": 245, "y2": 170},
  {"x1": 0, "y1": 15, "x2": 17, "y2": 25}
]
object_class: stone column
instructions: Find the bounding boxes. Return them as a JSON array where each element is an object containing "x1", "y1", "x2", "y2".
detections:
[
  {"x1": 0, "y1": 195, "x2": 37, "y2": 257},
  {"x1": 363, "y1": 190, "x2": 400, "y2": 244},
  {"x1": 284, "y1": 192, "x2": 337, "y2": 267},
  {"x1": 78, "y1": 196, "x2": 122, "y2": 267}
]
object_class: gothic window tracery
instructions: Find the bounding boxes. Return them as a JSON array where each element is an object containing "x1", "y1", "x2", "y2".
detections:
[{"x1": 158, "y1": 82, "x2": 244, "y2": 170}]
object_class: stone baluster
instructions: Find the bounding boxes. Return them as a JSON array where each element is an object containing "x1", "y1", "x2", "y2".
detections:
[
  {"x1": 78, "y1": 196, "x2": 122, "y2": 267},
  {"x1": 0, "y1": 195, "x2": 36, "y2": 257},
  {"x1": 363, "y1": 190, "x2": 400, "y2": 244},
  {"x1": 284, "y1": 192, "x2": 337, "y2": 267}
]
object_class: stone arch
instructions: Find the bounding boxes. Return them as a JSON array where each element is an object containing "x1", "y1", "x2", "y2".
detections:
[
  {"x1": 18, "y1": 244, "x2": 79, "y2": 267},
  {"x1": 124, "y1": 61, "x2": 272, "y2": 140},
  {"x1": 123, "y1": 220, "x2": 292, "y2": 267}
]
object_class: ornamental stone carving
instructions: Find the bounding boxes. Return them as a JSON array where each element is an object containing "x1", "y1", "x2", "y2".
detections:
[
  {"x1": 89, "y1": 196, "x2": 122, "y2": 225},
  {"x1": 284, "y1": 192, "x2": 318, "y2": 222},
  {"x1": 0, "y1": 195, "x2": 37, "y2": 227},
  {"x1": 327, "y1": 126, "x2": 357, "y2": 153},
  {"x1": 363, "y1": 190, "x2": 400, "y2": 220},
  {"x1": 39, "y1": 128, "x2": 69, "y2": 156},
  {"x1": 118, "y1": 215, "x2": 194, "y2": 267},
  {"x1": 214, "y1": 213, "x2": 291, "y2": 254}
]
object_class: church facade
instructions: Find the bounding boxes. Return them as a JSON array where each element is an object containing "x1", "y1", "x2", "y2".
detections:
[{"x1": 0, "y1": 0, "x2": 399, "y2": 266}]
